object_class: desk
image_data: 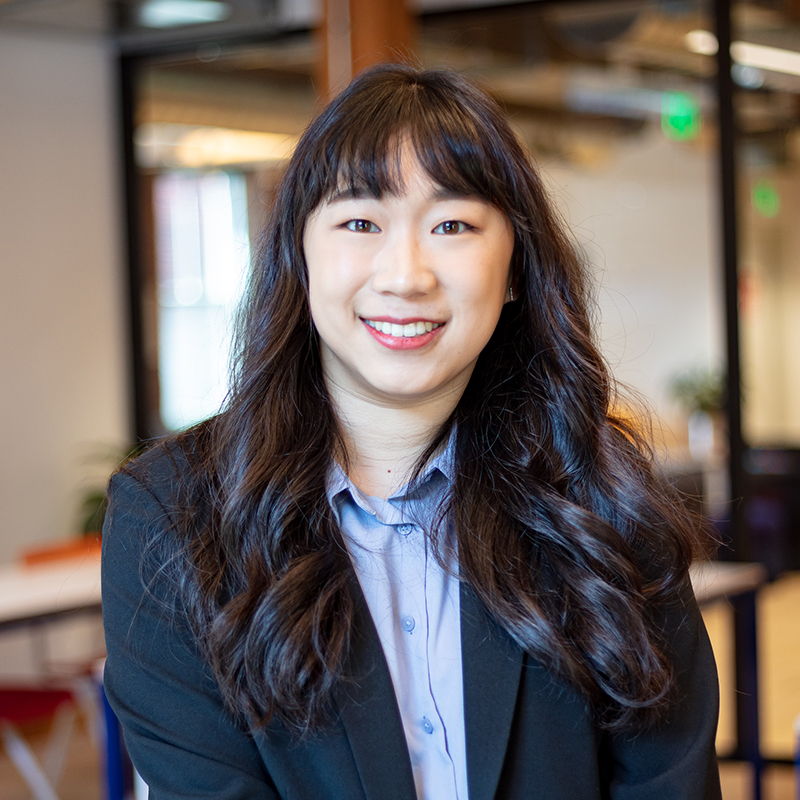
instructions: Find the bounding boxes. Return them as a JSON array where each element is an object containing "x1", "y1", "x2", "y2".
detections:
[
  {"x1": 691, "y1": 560, "x2": 767, "y2": 604},
  {"x1": 691, "y1": 561, "x2": 768, "y2": 800},
  {"x1": 0, "y1": 556, "x2": 102, "y2": 632},
  {"x1": 0, "y1": 555, "x2": 106, "y2": 799}
]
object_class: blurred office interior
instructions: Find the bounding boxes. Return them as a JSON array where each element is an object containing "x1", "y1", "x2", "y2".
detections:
[{"x1": 2, "y1": 0, "x2": 800, "y2": 796}]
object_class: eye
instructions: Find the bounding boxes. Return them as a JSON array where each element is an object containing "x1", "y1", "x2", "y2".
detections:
[
  {"x1": 433, "y1": 220, "x2": 473, "y2": 235},
  {"x1": 344, "y1": 219, "x2": 381, "y2": 233}
]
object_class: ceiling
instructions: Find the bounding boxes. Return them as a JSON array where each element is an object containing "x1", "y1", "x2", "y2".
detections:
[{"x1": 5, "y1": 0, "x2": 800, "y2": 153}]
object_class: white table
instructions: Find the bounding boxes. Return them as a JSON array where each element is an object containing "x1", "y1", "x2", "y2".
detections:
[
  {"x1": 690, "y1": 560, "x2": 768, "y2": 604},
  {"x1": 0, "y1": 555, "x2": 102, "y2": 631}
]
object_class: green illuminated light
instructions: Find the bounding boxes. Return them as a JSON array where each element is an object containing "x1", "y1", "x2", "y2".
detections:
[
  {"x1": 661, "y1": 92, "x2": 701, "y2": 141},
  {"x1": 752, "y1": 179, "x2": 780, "y2": 218}
]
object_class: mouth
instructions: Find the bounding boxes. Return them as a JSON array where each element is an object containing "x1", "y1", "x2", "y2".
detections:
[{"x1": 362, "y1": 319, "x2": 444, "y2": 339}]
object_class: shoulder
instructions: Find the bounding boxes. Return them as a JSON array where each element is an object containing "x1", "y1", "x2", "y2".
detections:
[
  {"x1": 103, "y1": 427, "x2": 214, "y2": 593},
  {"x1": 107, "y1": 426, "x2": 210, "y2": 518},
  {"x1": 113, "y1": 430, "x2": 197, "y2": 489}
]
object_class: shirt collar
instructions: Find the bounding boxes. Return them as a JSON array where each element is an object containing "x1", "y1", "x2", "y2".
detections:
[{"x1": 325, "y1": 426, "x2": 456, "y2": 511}]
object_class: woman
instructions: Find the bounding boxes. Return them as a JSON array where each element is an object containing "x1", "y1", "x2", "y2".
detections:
[{"x1": 102, "y1": 64, "x2": 721, "y2": 799}]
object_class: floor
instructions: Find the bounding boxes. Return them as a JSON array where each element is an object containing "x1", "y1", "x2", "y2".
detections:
[
  {"x1": 705, "y1": 569, "x2": 800, "y2": 799},
  {"x1": 2, "y1": 573, "x2": 799, "y2": 799},
  {"x1": 0, "y1": 715, "x2": 102, "y2": 800}
]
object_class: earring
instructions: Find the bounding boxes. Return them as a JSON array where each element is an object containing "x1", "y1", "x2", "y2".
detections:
[{"x1": 509, "y1": 287, "x2": 514, "y2": 301}]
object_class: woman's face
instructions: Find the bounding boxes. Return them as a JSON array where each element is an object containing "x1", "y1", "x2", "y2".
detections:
[{"x1": 303, "y1": 147, "x2": 514, "y2": 408}]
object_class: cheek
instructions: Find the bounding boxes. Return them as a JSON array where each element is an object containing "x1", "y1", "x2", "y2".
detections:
[
  {"x1": 466, "y1": 257, "x2": 513, "y2": 306},
  {"x1": 462, "y1": 256, "x2": 512, "y2": 338},
  {"x1": 305, "y1": 242, "x2": 341, "y2": 307},
  {"x1": 308, "y1": 266, "x2": 359, "y2": 319},
  {"x1": 307, "y1": 266, "x2": 364, "y2": 342},
  {"x1": 304, "y1": 252, "x2": 335, "y2": 332},
  {"x1": 307, "y1": 240, "x2": 367, "y2": 300}
]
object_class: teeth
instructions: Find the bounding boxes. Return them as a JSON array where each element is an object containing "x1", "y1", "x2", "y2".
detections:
[{"x1": 365, "y1": 319, "x2": 442, "y2": 338}]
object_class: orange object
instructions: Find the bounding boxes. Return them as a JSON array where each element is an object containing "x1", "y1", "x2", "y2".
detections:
[{"x1": 21, "y1": 536, "x2": 102, "y2": 567}]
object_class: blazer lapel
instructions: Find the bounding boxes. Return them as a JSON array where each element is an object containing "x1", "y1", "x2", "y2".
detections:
[
  {"x1": 461, "y1": 583, "x2": 524, "y2": 800},
  {"x1": 335, "y1": 573, "x2": 417, "y2": 800}
]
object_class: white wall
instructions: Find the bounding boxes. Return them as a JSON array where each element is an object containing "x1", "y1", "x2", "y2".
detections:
[
  {"x1": 0, "y1": 30, "x2": 129, "y2": 564},
  {"x1": 541, "y1": 125, "x2": 724, "y2": 452}
]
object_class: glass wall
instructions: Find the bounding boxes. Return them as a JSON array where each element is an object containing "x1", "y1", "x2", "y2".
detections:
[
  {"x1": 733, "y1": 1, "x2": 800, "y2": 448},
  {"x1": 129, "y1": 36, "x2": 317, "y2": 433},
  {"x1": 152, "y1": 170, "x2": 250, "y2": 429}
]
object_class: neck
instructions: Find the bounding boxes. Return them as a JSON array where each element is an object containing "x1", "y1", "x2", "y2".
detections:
[{"x1": 330, "y1": 387, "x2": 461, "y2": 499}]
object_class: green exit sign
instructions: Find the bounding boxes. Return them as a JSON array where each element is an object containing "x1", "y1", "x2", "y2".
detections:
[
  {"x1": 752, "y1": 179, "x2": 780, "y2": 218},
  {"x1": 661, "y1": 92, "x2": 701, "y2": 141}
]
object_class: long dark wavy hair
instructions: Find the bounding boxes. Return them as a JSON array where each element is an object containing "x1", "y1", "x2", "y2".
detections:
[{"x1": 130, "y1": 63, "x2": 702, "y2": 737}]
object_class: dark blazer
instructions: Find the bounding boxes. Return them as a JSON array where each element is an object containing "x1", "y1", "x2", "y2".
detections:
[{"x1": 102, "y1": 449, "x2": 722, "y2": 800}]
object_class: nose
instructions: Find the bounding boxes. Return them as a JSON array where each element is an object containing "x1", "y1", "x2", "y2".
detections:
[{"x1": 371, "y1": 229, "x2": 437, "y2": 297}]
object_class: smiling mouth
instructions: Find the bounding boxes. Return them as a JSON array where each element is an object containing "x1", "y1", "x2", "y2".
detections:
[{"x1": 363, "y1": 319, "x2": 443, "y2": 338}]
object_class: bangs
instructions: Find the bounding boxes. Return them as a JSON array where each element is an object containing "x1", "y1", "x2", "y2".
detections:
[
  {"x1": 295, "y1": 68, "x2": 521, "y2": 214},
  {"x1": 325, "y1": 124, "x2": 507, "y2": 205}
]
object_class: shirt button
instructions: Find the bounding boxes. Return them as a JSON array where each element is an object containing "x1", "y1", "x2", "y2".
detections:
[
  {"x1": 397, "y1": 523, "x2": 412, "y2": 536},
  {"x1": 401, "y1": 615, "x2": 415, "y2": 633},
  {"x1": 421, "y1": 717, "x2": 434, "y2": 735}
]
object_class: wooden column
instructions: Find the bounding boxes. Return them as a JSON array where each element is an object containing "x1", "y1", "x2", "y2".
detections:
[{"x1": 316, "y1": 0, "x2": 415, "y2": 100}]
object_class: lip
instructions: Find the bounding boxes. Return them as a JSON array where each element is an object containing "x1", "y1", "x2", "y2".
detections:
[{"x1": 361, "y1": 318, "x2": 445, "y2": 350}]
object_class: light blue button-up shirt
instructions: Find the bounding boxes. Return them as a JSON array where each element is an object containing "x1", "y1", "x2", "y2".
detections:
[{"x1": 326, "y1": 444, "x2": 467, "y2": 800}]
